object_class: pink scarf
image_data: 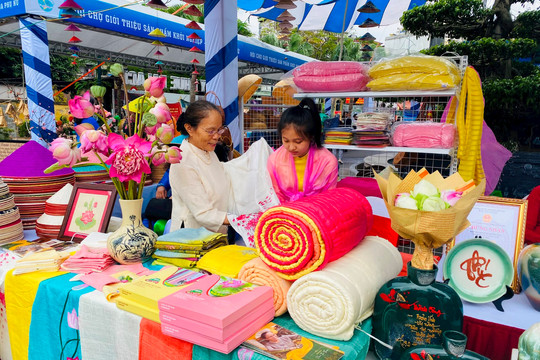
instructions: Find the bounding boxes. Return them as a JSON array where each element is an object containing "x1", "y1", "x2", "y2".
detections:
[{"x1": 267, "y1": 145, "x2": 338, "y2": 203}]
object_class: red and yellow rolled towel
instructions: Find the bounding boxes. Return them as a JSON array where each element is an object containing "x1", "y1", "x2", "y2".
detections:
[
  {"x1": 238, "y1": 257, "x2": 292, "y2": 316},
  {"x1": 254, "y1": 188, "x2": 373, "y2": 280}
]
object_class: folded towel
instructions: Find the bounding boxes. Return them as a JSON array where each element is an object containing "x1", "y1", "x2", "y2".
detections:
[{"x1": 238, "y1": 257, "x2": 292, "y2": 316}]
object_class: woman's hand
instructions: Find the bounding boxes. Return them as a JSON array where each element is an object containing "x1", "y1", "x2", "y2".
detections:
[{"x1": 155, "y1": 186, "x2": 167, "y2": 199}]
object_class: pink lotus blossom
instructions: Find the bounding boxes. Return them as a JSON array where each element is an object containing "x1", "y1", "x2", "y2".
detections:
[
  {"x1": 80, "y1": 210, "x2": 95, "y2": 224},
  {"x1": 441, "y1": 190, "x2": 462, "y2": 207},
  {"x1": 80, "y1": 130, "x2": 108, "y2": 155},
  {"x1": 68, "y1": 91, "x2": 94, "y2": 119},
  {"x1": 74, "y1": 123, "x2": 95, "y2": 137},
  {"x1": 94, "y1": 105, "x2": 111, "y2": 118},
  {"x1": 151, "y1": 146, "x2": 167, "y2": 166},
  {"x1": 105, "y1": 133, "x2": 152, "y2": 183},
  {"x1": 165, "y1": 146, "x2": 182, "y2": 164},
  {"x1": 145, "y1": 124, "x2": 158, "y2": 136},
  {"x1": 143, "y1": 76, "x2": 166, "y2": 98},
  {"x1": 156, "y1": 124, "x2": 174, "y2": 144},
  {"x1": 149, "y1": 102, "x2": 172, "y2": 124},
  {"x1": 67, "y1": 308, "x2": 79, "y2": 330},
  {"x1": 50, "y1": 138, "x2": 81, "y2": 167}
]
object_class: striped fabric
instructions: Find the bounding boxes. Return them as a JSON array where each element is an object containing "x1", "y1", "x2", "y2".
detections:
[
  {"x1": 19, "y1": 17, "x2": 56, "y2": 146},
  {"x1": 250, "y1": 0, "x2": 426, "y2": 33},
  {"x1": 204, "y1": 0, "x2": 241, "y2": 150}
]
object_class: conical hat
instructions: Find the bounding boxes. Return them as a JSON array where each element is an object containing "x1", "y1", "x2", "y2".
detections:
[
  {"x1": 46, "y1": 183, "x2": 73, "y2": 205},
  {"x1": 0, "y1": 141, "x2": 74, "y2": 178},
  {"x1": 272, "y1": 78, "x2": 300, "y2": 105},
  {"x1": 238, "y1": 74, "x2": 262, "y2": 104},
  {"x1": 36, "y1": 213, "x2": 64, "y2": 226}
]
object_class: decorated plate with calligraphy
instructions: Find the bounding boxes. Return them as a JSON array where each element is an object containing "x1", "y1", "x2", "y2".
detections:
[{"x1": 443, "y1": 239, "x2": 513, "y2": 303}]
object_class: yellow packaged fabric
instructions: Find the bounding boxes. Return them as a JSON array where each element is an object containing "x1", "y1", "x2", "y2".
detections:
[
  {"x1": 368, "y1": 55, "x2": 461, "y2": 80},
  {"x1": 197, "y1": 245, "x2": 258, "y2": 278},
  {"x1": 367, "y1": 73, "x2": 461, "y2": 91},
  {"x1": 5, "y1": 270, "x2": 66, "y2": 360}
]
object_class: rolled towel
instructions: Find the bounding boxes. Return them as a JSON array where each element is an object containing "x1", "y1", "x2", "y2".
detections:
[
  {"x1": 287, "y1": 236, "x2": 401, "y2": 341},
  {"x1": 255, "y1": 188, "x2": 373, "y2": 280},
  {"x1": 238, "y1": 257, "x2": 292, "y2": 316}
]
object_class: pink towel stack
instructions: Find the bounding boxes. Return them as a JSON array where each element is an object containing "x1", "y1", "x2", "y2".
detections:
[
  {"x1": 61, "y1": 245, "x2": 115, "y2": 273},
  {"x1": 158, "y1": 274, "x2": 275, "y2": 354}
]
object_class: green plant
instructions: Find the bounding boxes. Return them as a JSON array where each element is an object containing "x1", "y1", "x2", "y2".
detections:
[
  {"x1": 0, "y1": 127, "x2": 14, "y2": 140},
  {"x1": 17, "y1": 121, "x2": 30, "y2": 138}
]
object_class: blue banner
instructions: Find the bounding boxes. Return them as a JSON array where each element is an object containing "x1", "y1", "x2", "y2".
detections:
[
  {"x1": 0, "y1": 0, "x2": 25, "y2": 17},
  {"x1": 23, "y1": 0, "x2": 307, "y2": 71}
]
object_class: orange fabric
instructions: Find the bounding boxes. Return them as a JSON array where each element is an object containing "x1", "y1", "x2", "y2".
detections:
[{"x1": 139, "y1": 318, "x2": 193, "y2": 360}]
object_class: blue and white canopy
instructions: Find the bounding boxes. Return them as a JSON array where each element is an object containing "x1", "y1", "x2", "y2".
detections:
[{"x1": 241, "y1": 0, "x2": 426, "y2": 33}]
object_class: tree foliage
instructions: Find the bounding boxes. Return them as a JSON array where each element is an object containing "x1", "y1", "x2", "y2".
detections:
[
  {"x1": 423, "y1": 38, "x2": 537, "y2": 79},
  {"x1": 401, "y1": 0, "x2": 491, "y2": 40},
  {"x1": 259, "y1": 20, "x2": 372, "y2": 61}
]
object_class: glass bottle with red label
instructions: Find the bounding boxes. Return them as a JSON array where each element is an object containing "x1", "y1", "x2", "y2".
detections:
[{"x1": 372, "y1": 262, "x2": 463, "y2": 360}]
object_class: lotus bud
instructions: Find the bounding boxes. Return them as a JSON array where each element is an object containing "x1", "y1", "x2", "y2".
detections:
[{"x1": 395, "y1": 193, "x2": 418, "y2": 210}]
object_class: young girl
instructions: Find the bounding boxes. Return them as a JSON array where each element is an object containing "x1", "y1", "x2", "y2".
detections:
[{"x1": 267, "y1": 98, "x2": 338, "y2": 203}]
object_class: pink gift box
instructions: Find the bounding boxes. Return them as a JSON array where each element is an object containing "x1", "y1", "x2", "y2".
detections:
[
  {"x1": 160, "y1": 298, "x2": 274, "y2": 342},
  {"x1": 158, "y1": 274, "x2": 274, "y2": 328},
  {"x1": 161, "y1": 306, "x2": 275, "y2": 354}
]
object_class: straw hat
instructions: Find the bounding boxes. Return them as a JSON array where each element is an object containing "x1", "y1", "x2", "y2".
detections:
[
  {"x1": 238, "y1": 74, "x2": 262, "y2": 104},
  {"x1": 272, "y1": 78, "x2": 300, "y2": 105}
]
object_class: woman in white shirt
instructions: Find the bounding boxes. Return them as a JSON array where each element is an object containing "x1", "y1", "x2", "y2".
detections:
[{"x1": 170, "y1": 100, "x2": 230, "y2": 234}]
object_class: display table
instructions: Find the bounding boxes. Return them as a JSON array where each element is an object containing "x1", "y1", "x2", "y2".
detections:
[{"x1": 1, "y1": 263, "x2": 371, "y2": 360}]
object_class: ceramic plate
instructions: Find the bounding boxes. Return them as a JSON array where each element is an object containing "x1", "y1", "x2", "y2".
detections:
[{"x1": 444, "y1": 238, "x2": 513, "y2": 303}]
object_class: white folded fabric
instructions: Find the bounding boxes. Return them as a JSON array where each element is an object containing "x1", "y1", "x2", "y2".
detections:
[
  {"x1": 79, "y1": 290, "x2": 141, "y2": 360},
  {"x1": 287, "y1": 236, "x2": 402, "y2": 341}
]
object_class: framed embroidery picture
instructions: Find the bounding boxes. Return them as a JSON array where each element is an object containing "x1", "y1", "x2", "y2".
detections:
[
  {"x1": 446, "y1": 196, "x2": 527, "y2": 293},
  {"x1": 59, "y1": 183, "x2": 117, "y2": 242}
]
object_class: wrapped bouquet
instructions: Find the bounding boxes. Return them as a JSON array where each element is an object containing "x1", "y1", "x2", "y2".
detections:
[{"x1": 375, "y1": 168, "x2": 486, "y2": 270}]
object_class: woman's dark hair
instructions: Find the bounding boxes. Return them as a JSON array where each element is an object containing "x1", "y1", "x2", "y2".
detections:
[
  {"x1": 177, "y1": 100, "x2": 222, "y2": 136},
  {"x1": 277, "y1": 97, "x2": 322, "y2": 147}
]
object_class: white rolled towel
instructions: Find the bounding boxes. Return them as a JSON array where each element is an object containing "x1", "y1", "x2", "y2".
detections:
[{"x1": 287, "y1": 236, "x2": 402, "y2": 341}]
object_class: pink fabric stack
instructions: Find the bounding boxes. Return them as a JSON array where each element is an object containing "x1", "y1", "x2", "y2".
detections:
[
  {"x1": 158, "y1": 274, "x2": 274, "y2": 354},
  {"x1": 60, "y1": 245, "x2": 115, "y2": 273}
]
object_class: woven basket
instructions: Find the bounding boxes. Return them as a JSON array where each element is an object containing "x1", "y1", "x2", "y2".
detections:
[
  {"x1": 0, "y1": 140, "x2": 28, "y2": 162},
  {"x1": 150, "y1": 162, "x2": 170, "y2": 184}
]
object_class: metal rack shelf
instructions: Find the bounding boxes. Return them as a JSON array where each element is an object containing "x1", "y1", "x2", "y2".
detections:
[
  {"x1": 324, "y1": 144, "x2": 454, "y2": 155},
  {"x1": 293, "y1": 89, "x2": 457, "y2": 99}
]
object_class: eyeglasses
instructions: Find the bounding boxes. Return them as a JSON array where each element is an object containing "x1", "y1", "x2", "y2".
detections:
[{"x1": 204, "y1": 125, "x2": 228, "y2": 136}]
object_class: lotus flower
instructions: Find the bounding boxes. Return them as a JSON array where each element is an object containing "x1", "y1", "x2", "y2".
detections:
[
  {"x1": 411, "y1": 179, "x2": 439, "y2": 199},
  {"x1": 74, "y1": 123, "x2": 95, "y2": 137},
  {"x1": 67, "y1": 308, "x2": 79, "y2": 330},
  {"x1": 94, "y1": 104, "x2": 111, "y2": 118},
  {"x1": 151, "y1": 146, "x2": 167, "y2": 166},
  {"x1": 149, "y1": 102, "x2": 171, "y2": 123},
  {"x1": 395, "y1": 193, "x2": 418, "y2": 210},
  {"x1": 165, "y1": 146, "x2": 182, "y2": 164},
  {"x1": 105, "y1": 133, "x2": 152, "y2": 183},
  {"x1": 68, "y1": 91, "x2": 94, "y2": 119},
  {"x1": 441, "y1": 190, "x2": 462, "y2": 207},
  {"x1": 156, "y1": 124, "x2": 174, "y2": 144},
  {"x1": 420, "y1": 196, "x2": 447, "y2": 212},
  {"x1": 80, "y1": 130, "x2": 108, "y2": 155},
  {"x1": 109, "y1": 63, "x2": 124, "y2": 77},
  {"x1": 50, "y1": 138, "x2": 81, "y2": 166},
  {"x1": 143, "y1": 76, "x2": 166, "y2": 98}
]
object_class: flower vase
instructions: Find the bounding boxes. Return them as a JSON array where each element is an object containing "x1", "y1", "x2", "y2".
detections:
[
  {"x1": 372, "y1": 262, "x2": 464, "y2": 360},
  {"x1": 107, "y1": 199, "x2": 157, "y2": 264},
  {"x1": 399, "y1": 330, "x2": 489, "y2": 359},
  {"x1": 519, "y1": 244, "x2": 540, "y2": 311}
]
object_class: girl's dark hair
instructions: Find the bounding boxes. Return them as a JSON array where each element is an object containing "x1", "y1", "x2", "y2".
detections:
[
  {"x1": 177, "y1": 100, "x2": 222, "y2": 136},
  {"x1": 277, "y1": 97, "x2": 322, "y2": 147}
]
